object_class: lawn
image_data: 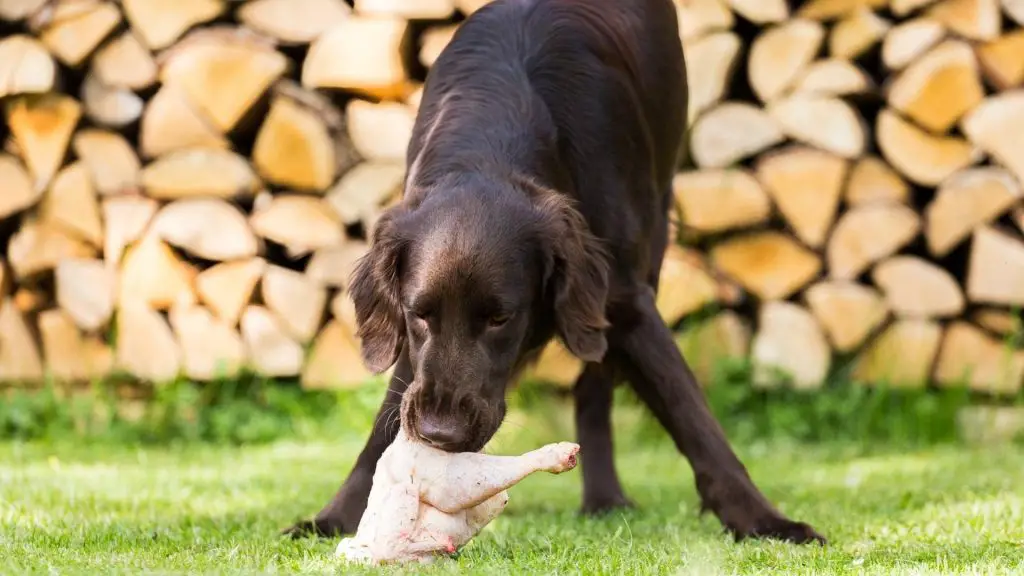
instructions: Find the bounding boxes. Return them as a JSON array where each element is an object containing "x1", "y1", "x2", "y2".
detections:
[{"x1": 2, "y1": 401, "x2": 1023, "y2": 576}]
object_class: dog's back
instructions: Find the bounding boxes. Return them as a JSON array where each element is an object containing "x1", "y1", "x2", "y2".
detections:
[{"x1": 409, "y1": 0, "x2": 687, "y2": 284}]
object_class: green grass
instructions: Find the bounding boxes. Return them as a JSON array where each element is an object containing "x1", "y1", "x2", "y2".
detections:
[{"x1": 3, "y1": 401, "x2": 1024, "y2": 575}]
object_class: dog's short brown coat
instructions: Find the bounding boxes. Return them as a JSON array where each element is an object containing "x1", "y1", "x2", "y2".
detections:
[{"x1": 286, "y1": 0, "x2": 825, "y2": 544}]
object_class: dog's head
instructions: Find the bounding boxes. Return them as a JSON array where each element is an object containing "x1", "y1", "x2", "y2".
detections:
[{"x1": 348, "y1": 173, "x2": 610, "y2": 452}]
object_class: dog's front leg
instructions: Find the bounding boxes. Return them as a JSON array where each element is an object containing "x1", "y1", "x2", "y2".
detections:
[
  {"x1": 574, "y1": 362, "x2": 633, "y2": 514},
  {"x1": 611, "y1": 287, "x2": 826, "y2": 545},
  {"x1": 283, "y1": 348, "x2": 413, "y2": 538}
]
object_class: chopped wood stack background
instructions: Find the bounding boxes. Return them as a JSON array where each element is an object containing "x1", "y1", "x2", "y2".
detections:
[{"x1": 0, "y1": 0, "x2": 1021, "y2": 396}]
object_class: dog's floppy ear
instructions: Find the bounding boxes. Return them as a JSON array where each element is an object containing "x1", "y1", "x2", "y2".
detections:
[
  {"x1": 348, "y1": 208, "x2": 408, "y2": 372},
  {"x1": 533, "y1": 188, "x2": 611, "y2": 363}
]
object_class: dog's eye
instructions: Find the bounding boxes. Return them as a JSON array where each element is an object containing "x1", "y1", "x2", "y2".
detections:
[{"x1": 487, "y1": 313, "x2": 511, "y2": 328}]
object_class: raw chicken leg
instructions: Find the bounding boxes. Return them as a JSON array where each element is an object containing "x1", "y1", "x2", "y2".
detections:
[{"x1": 335, "y1": 428, "x2": 580, "y2": 565}]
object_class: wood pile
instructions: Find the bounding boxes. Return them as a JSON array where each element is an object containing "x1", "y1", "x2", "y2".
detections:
[{"x1": 0, "y1": 0, "x2": 1021, "y2": 397}]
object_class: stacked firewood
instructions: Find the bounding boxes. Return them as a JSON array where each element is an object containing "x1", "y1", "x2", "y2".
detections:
[{"x1": 0, "y1": 0, "x2": 1021, "y2": 396}]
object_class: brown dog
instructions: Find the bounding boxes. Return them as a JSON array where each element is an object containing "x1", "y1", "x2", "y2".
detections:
[{"x1": 286, "y1": 0, "x2": 825, "y2": 545}]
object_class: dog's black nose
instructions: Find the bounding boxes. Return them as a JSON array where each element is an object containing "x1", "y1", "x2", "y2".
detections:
[{"x1": 415, "y1": 417, "x2": 461, "y2": 449}]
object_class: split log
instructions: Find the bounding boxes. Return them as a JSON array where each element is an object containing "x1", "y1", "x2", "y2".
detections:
[
  {"x1": 356, "y1": 0, "x2": 454, "y2": 18},
  {"x1": 261, "y1": 264, "x2": 327, "y2": 343},
  {"x1": 887, "y1": 40, "x2": 984, "y2": 134},
  {"x1": 38, "y1": 1, "x2": 121, "y2": 67},
  {"x1": 81, "y1": 72, "x2": 144, "y2": 129},
  {"x1": 829, "y1": 7, "x2": 890, "y2": 60},
  {"x1": 140, "y1": 148, "x2": 260, "y2": 200},
  {"x1": 768, "y1": 94, "x2": 867, "y2": 158},
  {"x1": 797, "y1": 0, "x2": 888, "y2": 20},
  {"x1": 881, "y1": 18, "x2": 945, "y2": 71},
  {"x1": 456, "y1": 0, "x2": 490, "y2": 13},
  {"x1": 972, "y1": 308, "x2": 1021, "y2": 336},
  {"x1": 195, "y1": 257, "x2": 266, "y2": 326},
  {"x1": 845, "y1": 156, "x2": 911, "y2": 206},
  {"x1": 747, "y1": 19, "x2": 824, "y2": 103},
  {"x1": 1004, "y1": 0, "x2": 1024, "y2": 24},
  {"x1": 522, "y1": 340, "x2": 581, "y2": 388},
  {"x1": 7, "y1": 220, "x2": 95, "y2": 280},
  {"x1": 805, "y1": 280, "x2": 887, "y2": 352},
  {"x1": 977, "y1": 30, "x2": 1024, "y2": 90},
  {"x1": 118, "y1": 233, "x2": 197, "y2": 310},
  {"x1": 0, "y1": 153, "x2": 40, "y2": 219},
  {"x1": 38, "y1": 309, "x2": 112, "y2": 382},
  {"x1": 0, "y1": 35, "x2": 56, "y2": 97},
  {"x1": 150, "y1": 198, "x2": 259, "y2": 261},
  {"x1": 674, "y1": 311, "x2": 751, "y2": 385},
  {"x1": 330, "y1": 291, "x2": 358, "y2": 335},
  {"x1": 122, "y1": 0, "x2": 226, "y2": 50},
  {"x1": 966, "y1": 226, "x2": 1024, "y2": 306},
  {"x1": 326, "y1": 161, "x2": 404, "y2": 226},
  {"x1": 72, "y1": 129, "x2": 141, "y2": 195},
  {"x1": 676, "y1": 0, "x2": 734, "y2": 41},
  {"x1": 751, "y1": 301, "x2": 830, "y2": 390},
  {"x1": 892, "y1": 0, "x2": 943, "y2": 14},
  {"x1": 115, "y1": 299, "x2": 181, "y2": 383},
  {"x1": 690, "y1": 102, "x2": 785, "y2": 168},
  {"x1": 139, "y1": 85, "x2": 228, "y2": 159},
  {"x1": 0, "y1": 0, "x2": 47, "y2": 21},
  {"x1": 853, "y1": 319, "x2": 942, "y2": 388},
  {"x1": 961, "y1": 92, "x2": 1024, "y2": 185},
  {"x1": 925, "y1": 167, "x2": 1021, "y2": 256},
  {"x1": 754, "y1": 145, "x2": 848, "y2": 248},
  {"x1": 655, "y1": 244, "x2": 720, "y2": 325},
  {"x1": 250, "y1": 194, "x2": 345, "y2": 257},
  {"x1": 725, "y1": 0, "x2": 788, "y2": 24},
  {"x1": 419, "y1": 24, "x2": 456, "y2": 69},
  {"x1": 346, "y1": 100, "x2": 416, "y2": 163},
  {"x1": 238, "y1": 0, "x2": 350, "y2": 45},
  {"x1": 710, "y1": 231, "x2": 822, "y2": 300},
  {"x1": 302, "y1": 16, "x2": 411, "y2": 100},
  {"x1": 158, "y1": 28, "x2": 288, "y2": 133},
  {"x1": 934, "y1": 322, "x2": 1024, "y2": 395},
  {"x1": 301, "y1": 319, "x2": 374, "y2": 389},
  {"x1": 877, "y1": 108, "x2": 981, "y2": 186},
  {"x1": 40, "y1": 162, "x2": 103, "y2": 247},
  {"x1": 55, "y1": 258, "x2": 116, "y2": 332},
  {"x1": 872, "y1": 255, "x2": 965, "y2": 318},
  {"x1": 253, "y1": 83, "x2": 357, "y2": 192},
  {"x1": 168, "y1": 303, "x2": 245, "y2": 380},
  {"x1": 925, "y1": 0, "x2": 1001, "y2": 41},
  {"x1": 0, "y1": 298, "x2": 44, "y2": 381},
  {"x1": 240, "y1": 305, "x2": 304, "y2": 377},
  {"x1": 101, "y1": 195, "x2": 157, "y2": 266},
  {"x1": 4, "y1": 93, "x2": 81, "y2": 192},
  {"x1": 92, "y1": 31, "x2": 157, "y2": 90},
  {"x1": 687, "y1": 32, "x2": 741, "y2": 121},
  {"x1": 14, "y1": 286, "x2": 47, "y2": 313},
  {"x1": 306, "y1": 242, "x2": 368, "y2": 289},
  {"x1": 672, "y1": 168, "x2": 771, "y2": 234},
  {"x1": 827, "y1": 203, "x2": 921, "y2": 280},
  {"x1": 792, "y1": 58, "x2": 873, "y2": 96}
]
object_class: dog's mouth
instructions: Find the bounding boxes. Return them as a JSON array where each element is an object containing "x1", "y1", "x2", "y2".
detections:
[{"x1": 400, "y1": 391, "x2": 503, "y2": 453}]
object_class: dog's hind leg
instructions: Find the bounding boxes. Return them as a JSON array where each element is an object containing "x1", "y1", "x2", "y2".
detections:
[
  {"x1": 610, "y1": 288, "x2": 826, "y2": 545},
  {"x1": 574, "y1": 362, "x2": 634, "y2": 515},
  {"x1": 282, "y1": 349, "x2": 413, "y2": 538}
]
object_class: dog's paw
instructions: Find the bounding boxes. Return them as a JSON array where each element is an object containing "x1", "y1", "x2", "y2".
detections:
[
  {"x1": 540, "y1": 442, "x2": 580, "y2": 474},
  {"x1": 580, "y1": 494, "x2": 635, "y2": 516},
  {"x1": 732, "y1": 516, "x2": 827, "y2": 546},
  {"x1": 281, "y1": 515, "x2": 358, "y2": 539}
]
